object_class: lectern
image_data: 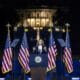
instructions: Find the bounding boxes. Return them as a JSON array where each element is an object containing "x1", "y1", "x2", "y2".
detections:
[{"x1": 29, "y1": 54, "x2": 48, "y2": 80}]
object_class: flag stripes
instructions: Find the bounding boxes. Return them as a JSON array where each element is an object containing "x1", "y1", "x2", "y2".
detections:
[
  {"x1": 63, "y1": 48, "x2": 73, "y2": 73},
  {"x1": 18, "y1": 32, "x2": 30, "y2": 73},
  {"x1": 63, "y1": 31, "x2": 73, "y2": 73},
  {"x1": 2, "y1": 35, "x2": 12, "y2": 74},
  {"x1": 47, "y1": 32, "x2": 57, "y2": 71}
]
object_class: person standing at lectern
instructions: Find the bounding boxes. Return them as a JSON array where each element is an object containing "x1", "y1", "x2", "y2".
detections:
[
  {"x1": 33, "y1": 39, "x2": 47, "y2": 54},
  {"x1": 31, "y1": 39, "x2": 47, "y2": 80}
]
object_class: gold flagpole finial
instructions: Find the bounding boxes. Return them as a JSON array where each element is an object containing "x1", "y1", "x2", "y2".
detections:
[
  {"x1": 14, "y1": 27, "x2": 17, "y2": 32},
  {"x1": 48, "y1": 22, "x2": 53, "y2": 32},
  {"x1": 24, "y1": 28, "x2": 28, "y2": 32},
  {"x1": 65, "y1": 23, "x2": 70, "y2": 32},
  {"x1": 6, "y1": 23, "x2": 11, "y2": 36}
]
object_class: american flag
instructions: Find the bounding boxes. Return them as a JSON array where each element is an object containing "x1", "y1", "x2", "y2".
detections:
[
  {"x1": 18, "y1": 32, "x2": 30, "y2": 73},
  {"x1": 2, "y1": 34, "x2": 12, "y2": 74},
  {"x1": 47, "y1": 32, "x2": 57, "y2": 71},
  {"x1": 63, "y1": 31, "x2": 73, "y2": 73}
]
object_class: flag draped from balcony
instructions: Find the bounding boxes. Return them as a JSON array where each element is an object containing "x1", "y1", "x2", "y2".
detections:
[
  {"x1": 47, "y1": 32, "x2": 57, "y2": 71},
  {"x1": 18, "y1": 32, "x2": 30, "y2": 73},
  {"x1": 63, "y1": 31, "x2": 73, "y2": 73},
  {"x1": 2, "y1": 34, "x2": 12, "y2": 74}
]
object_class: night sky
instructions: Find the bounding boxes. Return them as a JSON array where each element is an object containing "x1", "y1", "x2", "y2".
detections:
[{"x1": 0, "y1": 0, "x2": 80, "y2": 58}]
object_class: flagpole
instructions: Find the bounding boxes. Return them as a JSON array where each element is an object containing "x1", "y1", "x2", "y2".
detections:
[
  {"x1": 60, "y1": 23, "x2": 69, "y2": 80},
  {"x1": 48, "y1": 23, "x2": 57, "y2": 80},
  {"x1": 6, "y1": 23, "x2": 11, "y2": 39},
  {"x1": 65, "y1": 23, "x2": 70, "y2": 32},
  {"x1": 49, "y1": 24, "x2": 54, "y2": 80},
  {"x1": 22, "y1": 13, "x2": 26, "y2": 80},
  {"x1": 58, "y1": 23, "x2": 70, "y2": 80},
  {"x1": 6, "y1": 23, "x2": 13, "y2": 80},
  {"x1": 65, "y1": 23, "x2": 70, "y2": 48},
  {"x1": 65, "y1": 23, "x2": 71, "y2": 79},
  {"x1": 23, "y1": 29, "x2": 28, "y2": 80}
]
